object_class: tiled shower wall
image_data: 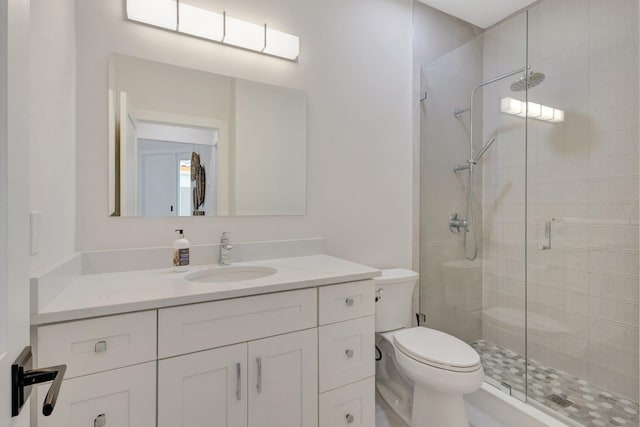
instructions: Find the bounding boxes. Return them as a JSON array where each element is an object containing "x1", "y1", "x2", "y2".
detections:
[{"x1": 482, "y1": 0, "x2": 639, "y2": 400}]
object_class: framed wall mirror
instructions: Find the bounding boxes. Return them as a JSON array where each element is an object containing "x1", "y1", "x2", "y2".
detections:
[{"x1": 108, "y1": 53, "x2": 307, "y2": 217}]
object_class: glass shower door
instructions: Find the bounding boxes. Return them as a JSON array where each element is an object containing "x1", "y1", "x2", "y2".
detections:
[
  {"x1": 525, "y1": 1, "x2": 640, "y2": 425},
  {"x1": 419, "y1": 10, "x2": 529, "y2": 402}
]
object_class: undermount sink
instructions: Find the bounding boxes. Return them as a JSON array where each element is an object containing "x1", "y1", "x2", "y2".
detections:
[{"x1": 185, "y1": 266, "x2": 278, "y2": 283}]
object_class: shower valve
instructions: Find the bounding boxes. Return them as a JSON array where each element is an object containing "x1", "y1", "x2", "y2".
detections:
[{"x1": 449, "y1": 213, "x2": 468, "y2": 233}]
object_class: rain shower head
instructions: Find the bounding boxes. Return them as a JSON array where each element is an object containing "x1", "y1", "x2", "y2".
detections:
[{"x1": 510, "y1": 71, "x2": 546, "y2": 92}]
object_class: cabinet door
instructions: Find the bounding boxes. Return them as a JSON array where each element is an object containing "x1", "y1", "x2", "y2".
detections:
[
  {"x1": 158, "y1": 343, "x2": 247, "y2": 427},
  {"x1": 248, "y1": 329, "x2": 318, "y2": 427},
  {"x1": 36, "y1": 361, "x2": 156, "y2": 427}
]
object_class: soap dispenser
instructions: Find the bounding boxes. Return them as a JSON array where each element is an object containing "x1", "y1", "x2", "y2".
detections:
[{"x1": 173, "y1": 229, "x2": 190, "y2": 272}]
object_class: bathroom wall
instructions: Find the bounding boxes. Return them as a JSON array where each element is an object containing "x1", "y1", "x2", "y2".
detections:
[
  {"x1": 2, "y1": 0, "x2": 32, "y2": 424},
  {"x1": 482, "y1": 0, "x2": 639, "y2": 400},
  {"x1": 30, "y1": 0, "x2": 77, "y2": 275},
  {"x1": 415, "y1": 2, "x2": 483, "y2": 339},
  {"x1": 74, "y1": 0, "x2": 414, "y2": 268}
]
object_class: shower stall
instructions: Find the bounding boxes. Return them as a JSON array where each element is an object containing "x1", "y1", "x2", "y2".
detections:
[{"x1": 420, "y1": 1, "x2": 639, "y2": 426}]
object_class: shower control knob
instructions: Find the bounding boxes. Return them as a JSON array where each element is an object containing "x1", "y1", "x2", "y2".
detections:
[
  {"x1": 345, "y1": 413, "x2": 355, "y2": 424},
  {"x1": 449, "y1": 213, "x2": 468, "y2": 233}
]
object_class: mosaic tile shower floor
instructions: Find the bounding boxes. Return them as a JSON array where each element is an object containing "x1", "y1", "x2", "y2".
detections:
[{"x1": 470, "y1": 340, "x2": 639, "y2": 427}]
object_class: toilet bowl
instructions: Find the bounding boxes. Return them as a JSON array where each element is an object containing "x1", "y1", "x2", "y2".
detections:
[{"x1": 374, "y1": 269, "x2": 484, "y2": 427}]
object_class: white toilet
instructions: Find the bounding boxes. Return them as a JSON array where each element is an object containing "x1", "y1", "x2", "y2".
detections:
[{"x1": 374, "y1": 269, "x2": 484, "y2": 427}]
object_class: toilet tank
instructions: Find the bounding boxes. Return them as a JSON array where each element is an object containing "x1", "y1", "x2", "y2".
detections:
[{"x1": 374, "y1": 269, "x2": 419, "y2": 332}]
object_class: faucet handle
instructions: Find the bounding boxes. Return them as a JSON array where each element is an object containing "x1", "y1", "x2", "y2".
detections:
[{"x1": 221, "y1": 231, "x2": 230, "y2": 241}]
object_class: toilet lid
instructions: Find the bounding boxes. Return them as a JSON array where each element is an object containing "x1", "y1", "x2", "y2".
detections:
[{"x1": 393, "y1": 327, "x2": 481, "y2": 372}]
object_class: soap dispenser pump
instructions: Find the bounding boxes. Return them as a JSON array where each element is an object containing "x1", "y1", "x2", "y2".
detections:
[{"x1": 173, "y1": 229, "x2": 190, "y2": 272}]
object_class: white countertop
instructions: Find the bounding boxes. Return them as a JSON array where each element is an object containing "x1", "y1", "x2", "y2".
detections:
[{"x1": 32, "y1": 255, "x2": 380, "y2": 325}]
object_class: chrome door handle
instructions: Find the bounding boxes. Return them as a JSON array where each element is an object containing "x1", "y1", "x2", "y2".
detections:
[
  {"x1": 256, "y1": 357, "x2": 262, "y2": 394},
  {"x1": 94, "y1": 413, "x2": 106, "y2": 427},
  {"x1": 345, "y1": 349, "x2": 354, "y2": 358},
  {"x1": 345, "y1": 298, "x2": 354, "y2": 306},
  {"x1": 236, "y1": 363, "x2": 241, "y2": 400}
]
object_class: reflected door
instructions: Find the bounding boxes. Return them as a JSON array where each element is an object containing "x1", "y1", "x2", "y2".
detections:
[{"x1": 139, "y1": 153, "x2": 179, "y2": 217}]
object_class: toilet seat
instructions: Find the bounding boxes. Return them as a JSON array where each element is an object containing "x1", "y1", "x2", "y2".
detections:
[{"x1": 393, "y1": 327, "x2": 481, "y2": 373}]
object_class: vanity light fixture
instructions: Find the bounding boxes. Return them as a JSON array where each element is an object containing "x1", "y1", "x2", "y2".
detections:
[
  {"x1": 500, "y1": 97, "x2": 564, "y2": 123},
  {"x1": 126, "y1": 0, "x2": 300, "y2": 61},
  {"x1": 126, "y1": 0, "x2": 177, "y2": 30}
]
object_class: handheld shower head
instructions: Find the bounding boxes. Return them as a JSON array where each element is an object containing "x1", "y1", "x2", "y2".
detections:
[{"x1": 473, "y1": 137, "x2": 496, "y2": 163}]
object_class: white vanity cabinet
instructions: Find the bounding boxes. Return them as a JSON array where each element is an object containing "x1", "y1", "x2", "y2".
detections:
[
  {"x1": 157, "y1": 290, "x2": 318, "y2": 427},
  {"x1": 33, "y1": 279, "x2": 376, "y2": 427},
  {"x1": 158, "y1": 329, "x2": 318, "y2": 427}
]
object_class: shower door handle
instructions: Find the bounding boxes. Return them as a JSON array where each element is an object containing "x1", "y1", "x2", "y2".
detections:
[{"x1": 538, "y1": 221, "x2": 551, "y2": 250}]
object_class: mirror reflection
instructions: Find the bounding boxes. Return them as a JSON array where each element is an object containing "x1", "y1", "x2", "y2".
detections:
[{"x1": 108, "y1": 53, "x2": 307, "y2": 217}]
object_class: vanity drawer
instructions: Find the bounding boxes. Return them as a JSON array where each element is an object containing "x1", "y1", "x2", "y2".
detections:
[
  {"x1": 36, "y1": 361, "x2": 156, "y2": 427},
  {"x1": 318, "y1": 280, "x2": 374, "y2": 326},
  {"x1": 158, "y1": 288, "x2": 317, "y2": 358},
  {"x1": 37, "y1": 311, "x2": 157, "y2": 379},
  {"x1": 318, "y1": 316, "x2": 375, "y2": 392},
  {"x1": 319, "y1": 377, "x2": 375, "y2": 427}
]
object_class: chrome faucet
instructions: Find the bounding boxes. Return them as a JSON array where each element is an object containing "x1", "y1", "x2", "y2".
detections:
[{"x1": 219, "y1": 232, "x2": 232, "y2": 266}]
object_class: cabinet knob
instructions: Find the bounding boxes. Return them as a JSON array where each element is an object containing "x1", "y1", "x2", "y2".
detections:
[
  {"x1": 345, "y1": 349, "x2": 354, "y2": 358},
  {"x1": 345, "y1": 298, "x2": 354, "y2": 307},
  {"x1": 94, "y1": 341, "x2": 107, "y2": 353},
  {"x1": 94, "y1": 413, "x2": 106, "y2": 427},
  {"x1": 345, "y1": 413, "x2": 355, "y2": 424}
]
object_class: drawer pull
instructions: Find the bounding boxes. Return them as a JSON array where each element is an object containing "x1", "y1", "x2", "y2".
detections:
[
  {"x1": 345, "y1": 413, "x2": 355, "y2": 424},
  {"x1": 345, "y1": 298, "x2": 354, "y2": 307},
  {"x1": 94, "y1": 413, "x2": 106, "y2": 427},
  {"x1": 236, "y1": 363, "x2": 241, "y2": 400},
  {"x1": 94, "y1": 341, "x2": 107, "y2": 353},
  {"x1": 256, "y1": 357, "x2": 262, "y2": 394},
  {"x1": 345, "y1": 349, "x2": 354, "y2": 358}
]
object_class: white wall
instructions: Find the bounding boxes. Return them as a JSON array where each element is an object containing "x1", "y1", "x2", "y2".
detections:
[
  {"x1": 30, "y1": 0, "x2": 76, "y2": 275},
  {"x1": 1, "y1": 0, "x2": 31, "y2": 425},
  {"x1": 75, "y1": 0, "x2": 414, "y2": 268}
]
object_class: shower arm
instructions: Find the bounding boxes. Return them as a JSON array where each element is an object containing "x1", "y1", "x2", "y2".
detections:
[{"x1": 468, "y1": 66, "x2": 528, "y2": 163}]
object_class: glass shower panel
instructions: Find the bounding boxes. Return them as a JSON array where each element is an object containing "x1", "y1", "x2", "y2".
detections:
[
  {"x1": 526, "y1": 1, "x2": 640, "y2": 424},
  {"x1": 419, "y1": 11, "x2": 529, "y2": 401}
]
